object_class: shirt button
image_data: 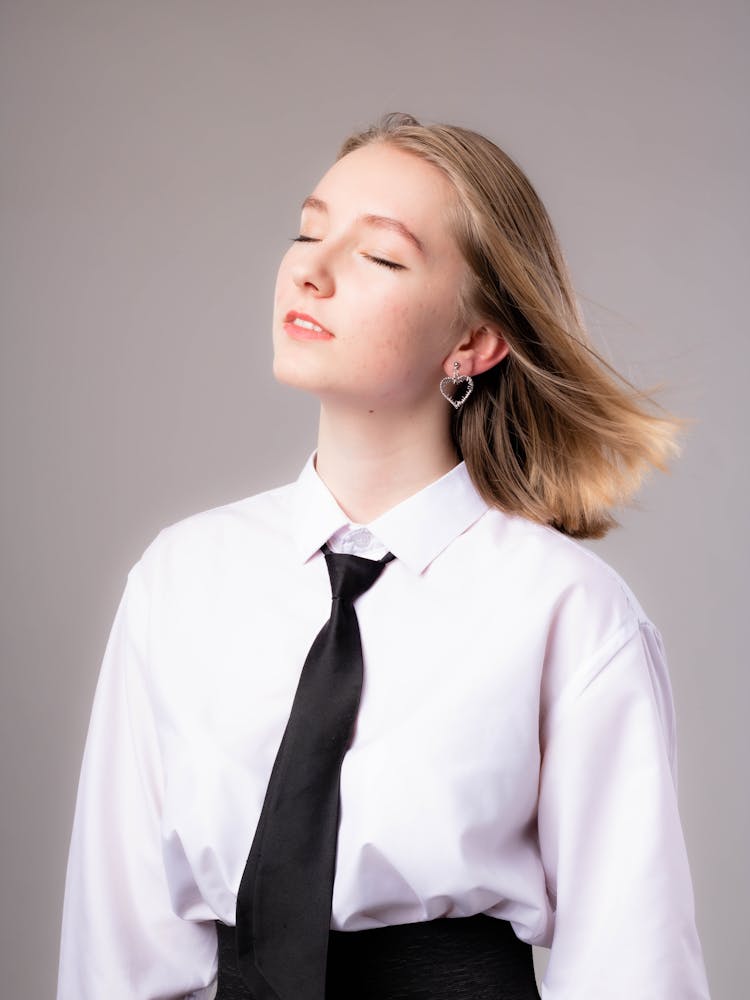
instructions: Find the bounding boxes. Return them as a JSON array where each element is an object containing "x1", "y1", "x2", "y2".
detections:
[{"x1": 347, "y1": 528, "x2": 372, "y2": 552}]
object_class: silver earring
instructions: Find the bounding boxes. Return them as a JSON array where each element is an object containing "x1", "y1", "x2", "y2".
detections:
[{"x1": 439, "y1": 361, "x2": 474, "y2": 410}]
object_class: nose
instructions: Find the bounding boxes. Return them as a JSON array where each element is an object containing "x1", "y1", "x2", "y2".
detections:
[{"x1": 290, "y1": 245, "x2": 335, "y2": 297}]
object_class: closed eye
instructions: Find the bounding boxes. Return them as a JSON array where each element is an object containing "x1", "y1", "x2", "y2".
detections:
[
  {"x1": 289, "y1": 236, "x2": 406, "y2": 271},
  {"x1": 364, "y1": 254, "x2": 405, "y2": 271}
]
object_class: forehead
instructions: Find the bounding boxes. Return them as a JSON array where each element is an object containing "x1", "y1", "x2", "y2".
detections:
[{"x1": 309, "y1": 143, "x2": 459, "y2": 248}]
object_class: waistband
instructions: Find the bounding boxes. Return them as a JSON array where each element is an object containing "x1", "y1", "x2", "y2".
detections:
[{"x1": 214, "y1": 914, "x2": 540, "y2": 1000}]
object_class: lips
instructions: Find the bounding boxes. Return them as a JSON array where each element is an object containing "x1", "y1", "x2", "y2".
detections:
[{"x1": 283, "y1": 310, "x2": 334, "y2": 341}]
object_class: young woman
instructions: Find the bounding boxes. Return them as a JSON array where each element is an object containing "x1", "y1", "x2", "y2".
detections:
[{"x1": 57, "y1": 113, "x2": 712, "y2": 999}]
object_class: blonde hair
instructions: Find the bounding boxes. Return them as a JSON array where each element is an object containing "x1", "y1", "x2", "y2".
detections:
[{"x1": 338, "y1": 112, "x2": 686, "y2": 539}]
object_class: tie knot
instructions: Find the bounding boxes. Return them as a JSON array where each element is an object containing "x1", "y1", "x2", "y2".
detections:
[{"x1": 323, "y1": 547, "x2": 395, "y2": 603}]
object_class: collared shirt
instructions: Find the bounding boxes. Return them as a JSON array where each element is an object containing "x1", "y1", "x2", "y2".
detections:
[{"x1": 57, "y1": 450, "x2": 711, "y2": 999}]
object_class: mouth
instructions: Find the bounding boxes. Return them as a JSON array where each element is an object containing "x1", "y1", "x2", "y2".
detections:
[{"x1": 283, "y1": 310, "x2": 334, "y2": 339}]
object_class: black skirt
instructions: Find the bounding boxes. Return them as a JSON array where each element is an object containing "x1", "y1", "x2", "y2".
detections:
[{"x1": 214, "y1": 914, "x2": 541, "y2": 1000}]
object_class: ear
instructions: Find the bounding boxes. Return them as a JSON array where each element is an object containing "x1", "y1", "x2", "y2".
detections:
[{"x1": 444, "y1": 322, "x2": 510, "y2": 378}]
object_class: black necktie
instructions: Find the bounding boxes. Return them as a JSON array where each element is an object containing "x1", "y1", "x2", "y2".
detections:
[{"x1": 235, "y1": 541, "x2": 396, "y2": 999}]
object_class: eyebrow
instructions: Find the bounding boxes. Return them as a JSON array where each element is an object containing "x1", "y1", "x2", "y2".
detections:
[{"x1": 300, "y1": 195, "x2": 425, "y2": 255}]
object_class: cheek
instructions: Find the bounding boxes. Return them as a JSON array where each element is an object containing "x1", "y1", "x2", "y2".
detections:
[
  {"x1": 360, "y1": 306, "x2": 436, "y2": 383},
  {"x1": 336, "y1": 291, "x2": 408, "y2": 343},
  {"x1": 385, "y1": 296, "x2": 448, "y2": 359},
  {"x1": 365, "y1": 301, "x2": 413, "y2": 355}
]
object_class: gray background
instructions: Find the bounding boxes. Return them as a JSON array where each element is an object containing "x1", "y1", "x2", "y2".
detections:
[{"x1": 1, "y1": 1, "x2": 746, "y2": 996}]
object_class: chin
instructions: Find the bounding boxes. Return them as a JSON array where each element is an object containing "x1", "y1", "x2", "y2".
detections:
[{"x1": 272, "y1": 354, "x2": 325, "y2": 394}]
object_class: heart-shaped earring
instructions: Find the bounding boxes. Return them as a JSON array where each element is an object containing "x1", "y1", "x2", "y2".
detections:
[{"x1": 439, "y1": 361, "x2": 474, "y2": 410}]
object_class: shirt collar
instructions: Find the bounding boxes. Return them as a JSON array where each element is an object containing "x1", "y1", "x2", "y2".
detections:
[{"x1": 291, "y1": 449, "x2": 490, "y2": 575}]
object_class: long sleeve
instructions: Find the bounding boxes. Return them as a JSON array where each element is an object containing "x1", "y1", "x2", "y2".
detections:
[
  {"x1": 57, "y1": 559, "x2": 217, "y2": 1000},
  {"x1": 537, "y1": 616, "x2": 711, "y2": 998}
]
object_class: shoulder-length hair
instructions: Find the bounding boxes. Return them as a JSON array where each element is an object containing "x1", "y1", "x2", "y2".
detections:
[{"x1": 338, "y1": 112, "x2": 685, "y2": 539}]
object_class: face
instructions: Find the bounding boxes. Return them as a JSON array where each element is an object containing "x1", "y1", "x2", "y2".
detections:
[{"x1": 272, "y1": 142, "x2": 473, "y2": 411}]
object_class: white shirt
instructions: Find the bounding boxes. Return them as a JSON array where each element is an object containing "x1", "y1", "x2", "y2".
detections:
[{"x1": 57, "y1": 450, "x2": 711, "y2": 999}]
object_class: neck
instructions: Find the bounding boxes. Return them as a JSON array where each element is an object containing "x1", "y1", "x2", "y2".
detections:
[{"x1": 314, "y1": 400, "x2": 460, "y2": 523}]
